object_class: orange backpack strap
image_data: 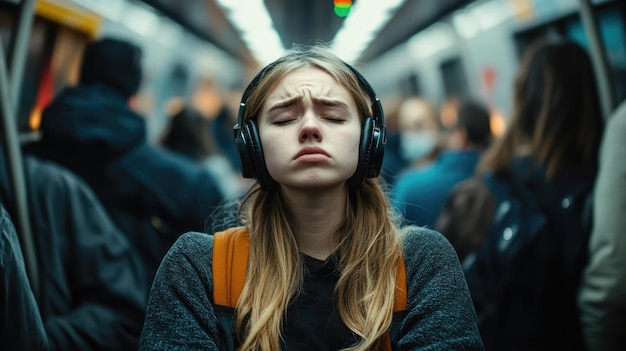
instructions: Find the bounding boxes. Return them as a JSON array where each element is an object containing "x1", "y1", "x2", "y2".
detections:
[
  {"x1": 383, "y1": 255, "x2": 408, "y2": 351},
  {"x1": 212, "y1": 227, "x2": 250, "y2": 307},
  {"x1": 394, "y1": 255, "x2": 407, "y2": 312}
]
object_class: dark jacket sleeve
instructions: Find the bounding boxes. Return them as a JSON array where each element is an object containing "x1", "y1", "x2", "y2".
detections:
[
  {"x1": 25, "y1": 157, "x2": 147, "y2": 351},
  {"x1": 139, "y1": 232, "x2": 221, "y2": 351},
  {"x1": 0, "y1": 205, "x2": 49, "y2": 351},
  {"x1": 399, "y1": 227, "x2": 485, "y2": 350}
]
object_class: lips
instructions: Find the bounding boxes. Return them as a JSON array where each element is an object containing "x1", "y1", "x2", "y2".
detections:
[{"x1": 293, "y1": 146, "x2": 330, "y2": 160}]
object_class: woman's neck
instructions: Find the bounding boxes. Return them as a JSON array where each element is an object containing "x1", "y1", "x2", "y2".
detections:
[{"x1": 281, "y1": 185, "x2": 347, "y2": 260}]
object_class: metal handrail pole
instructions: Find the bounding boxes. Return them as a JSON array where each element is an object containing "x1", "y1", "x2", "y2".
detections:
[
  {"x1": 578, "y1": 0, "x2": 615, "y2": 119},
  {"x1": 9, "y1": 0, "x2": 36, "y2": 115},
  {"x1": 0, "y1": 0, "x2": 39, "y2": 301}
]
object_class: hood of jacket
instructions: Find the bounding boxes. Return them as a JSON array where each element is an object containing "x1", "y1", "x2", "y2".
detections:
[{"x1": 39, "y1": 84, "x2": 146, "y2": 157}]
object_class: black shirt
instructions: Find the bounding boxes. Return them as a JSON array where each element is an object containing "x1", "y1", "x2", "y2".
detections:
[{"x1": 282, "y1": 255, "x2": 358, "y2": 350}]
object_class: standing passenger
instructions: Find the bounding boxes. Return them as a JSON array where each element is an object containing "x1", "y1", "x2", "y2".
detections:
[
  {"x1": 578, "y1": 99, "x2": 626, "y2": 351},
  {"x1": 381, "y1": 96, "x2": 442, "y2": 187},
  {"x1": 0, "y1": 152, "x2": 146, "y2": 350},
  {"x1": 24, "y1": 37, "x2": 224, "y2": 292},
  {"x1": 0, "y1": 203, "x2": 48, "y2": 351},
  {"x1": 139, "y1": 45, "x2": 483, "y2": 350},
  {"x1": 160, "y1": 104, "x2": 248, "y2": 200},
  {"x1": 392, "y1": 99, "x2": 492, "y2": 228},
  {"x1": 436, "y1": 38, "x2": 604, "y2": 350}
]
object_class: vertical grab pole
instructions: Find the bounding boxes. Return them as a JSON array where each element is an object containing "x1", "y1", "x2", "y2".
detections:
[
  {"x1": 0, "y1": 0, "x2": 39, "y2": 301},
  {"x1": 578, "y1": 0, "x2": 615, "y2": 120},
  {"x1": 10, "y1": 0, "x2": 37, "y2": 113}
]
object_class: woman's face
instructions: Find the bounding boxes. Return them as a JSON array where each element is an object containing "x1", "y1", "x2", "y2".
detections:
[{"x1": 257, "y1": 67, "x2": 362, "y2": 190}]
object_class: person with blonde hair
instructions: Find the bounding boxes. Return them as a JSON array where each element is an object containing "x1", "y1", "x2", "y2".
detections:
[{"x1": 139, "y1": 45, "x2": 483, "y2": 350}]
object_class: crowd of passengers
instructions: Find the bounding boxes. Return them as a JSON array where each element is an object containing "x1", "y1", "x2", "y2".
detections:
[{"x1": 1, "y1": 35, "x2": 624, "y2": 351}]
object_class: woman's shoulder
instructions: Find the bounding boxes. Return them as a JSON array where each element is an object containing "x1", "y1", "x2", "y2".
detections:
[
  {"x1": 165, "y1": 231, "x2": 215, "y2": 265},
  {"x1": 169, "y1": 227, "x2": 249, "y2": 261},
  {"x1": 400, "y1": 226, "x2": 453, "y2": 250},
  {"x1": 400, "y1": 226, "x2": 459, "y2": 268},
  {"x1": 175, "y1": 231, "x2": 215, "y2": 248}
]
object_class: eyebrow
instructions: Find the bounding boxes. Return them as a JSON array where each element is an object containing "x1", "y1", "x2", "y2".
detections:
[
  {"x1": 267, "y1": 96, "x2": 351, "y2": 114},
  {"x1": 267, "y1": 96, "x2": 301, "y2": 113},
  {"x1": 312, "y1": 97, "x2": 349, "y2": 110}
]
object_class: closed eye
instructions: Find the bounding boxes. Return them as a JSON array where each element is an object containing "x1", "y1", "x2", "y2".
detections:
[
  {"x1": 325, "y1": 117, "x2": 345, "y2": 123},
  {"x1": 273, "y1": 119, "x2": 295, "y2": 126}
]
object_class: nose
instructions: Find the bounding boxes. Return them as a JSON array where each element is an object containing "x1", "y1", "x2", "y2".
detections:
[{"x1": 299, "y1": 114, "x2": 322, "y2": 143}]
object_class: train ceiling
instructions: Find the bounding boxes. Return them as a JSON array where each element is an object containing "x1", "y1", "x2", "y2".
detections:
[{"x1": 140, "y1": 0, "x2": 474, "y2": 66}]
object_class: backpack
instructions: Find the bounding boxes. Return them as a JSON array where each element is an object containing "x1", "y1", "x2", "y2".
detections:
[
  {"x1": 440, "y1": 171, "x2": 592, "y2": 351},
  {"x1": 212, "y1": 227, "x2": 407, "y2": 351}
]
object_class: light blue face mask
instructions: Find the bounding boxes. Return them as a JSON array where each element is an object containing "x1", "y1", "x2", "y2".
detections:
[{"x1": 399, "y1": 131, "x2": 438, "y2": 162}]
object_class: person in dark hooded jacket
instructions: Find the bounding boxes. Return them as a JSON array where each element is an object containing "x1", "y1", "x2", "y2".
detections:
[
  {"x1": 24, "y1": 37, "x2": 224, "y2": 292},
  {"x1": 0, "y1": 202, "x2": 48, "y2": 351},
  {"x1": 0, "y1": 150, "x2": 146, "y2": 350},
  {"x1": 436, "y1": 38, "x2": 603, "y2": 351}
]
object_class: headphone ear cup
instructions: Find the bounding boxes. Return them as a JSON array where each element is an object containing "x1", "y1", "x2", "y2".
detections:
[
  {"x1": 348, "y1": 117, "x2": 375, "y2": 188},
  {"x1": 234, "y1": 123, "x2": 257, "y2": 179},
  {"x1": 243, "y1": 119, "x2": 276, "y2": 189},
  {"x1": 361, "y1": 117, "x2": 375, "y2": 169},
  {"x1": 367, "y1": 122, "x2": 386, "y2": 178}
]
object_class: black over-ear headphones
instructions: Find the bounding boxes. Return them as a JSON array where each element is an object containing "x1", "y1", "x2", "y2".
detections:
[{"x1": 233, "y1": 57, "x2": 386, "y2": 190}]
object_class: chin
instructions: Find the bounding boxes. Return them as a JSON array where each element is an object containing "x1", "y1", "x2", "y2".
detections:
[{"x1": 279, "y1": 177, "x2": 349, "y2": 190}]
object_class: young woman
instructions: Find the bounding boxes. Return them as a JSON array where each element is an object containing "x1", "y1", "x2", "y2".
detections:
[{"x1": 139, "y1": 45, "x2": 483, "y2": 350}]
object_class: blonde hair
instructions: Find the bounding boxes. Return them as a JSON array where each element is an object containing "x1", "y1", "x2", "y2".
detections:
[{"x1": 234, "y1": 45, "x2": 404, "y2": 350}]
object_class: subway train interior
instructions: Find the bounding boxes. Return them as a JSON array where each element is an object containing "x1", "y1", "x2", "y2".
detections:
[{"x1": 1, "y1": 0, "x2": 625, "y2": 349}]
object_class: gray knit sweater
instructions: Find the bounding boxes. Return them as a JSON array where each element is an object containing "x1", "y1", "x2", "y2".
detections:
[{"x1": 139, "y1": 227, "x2": 484, "y2": 350}]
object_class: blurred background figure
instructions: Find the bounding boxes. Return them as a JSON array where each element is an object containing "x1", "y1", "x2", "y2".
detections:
[
  {"x1": 436, "y1": 38, "x2": 604, "y2": 351},
  {"x1": 0, "y1": 149, "x2": 146, "y2": 350},
  {"x1": 398, "y1": 96, "x2": 443, "y2": 168},
  {"x1": 0, "y1": 203, "x2": 48, "y2": 351},
  {"x1": 190, "y1": 78, "x2": 243, "y2": 175},
  {"x1": 211, "y1": 104, "x2": 245, "y2": 174},
  {"x1": 578, "y1": 98, "x2": 626, "y2": 351},
  {"x1": 381, "y1": 96, "x2": 443, "y2": 188},
  {"x1": 391, "y1": 99, "x2": 492, "y2": 228},
  {"x1": 160, "y1": 102, "x2": 248, "y2": 200},
  {"x1": 23, "y1": 37, "x2": 225, "y2": 295}
]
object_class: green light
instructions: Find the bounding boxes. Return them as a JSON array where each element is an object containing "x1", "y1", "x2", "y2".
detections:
[{"x1": 334, "y1": 5, "x2": 351, "y2": 17}]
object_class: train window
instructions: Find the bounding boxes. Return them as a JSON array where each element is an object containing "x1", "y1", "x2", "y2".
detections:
[
  {"x1": 515, "y1": 3, "x2": 626, "y2": 106},
  {"x1": 440, "y1": 57, "x2": 470, "y2": 101},
  {"x1": 167, "y1": 63, "x2": 189, "y2": 98},
  {"x1": 20, "y1": 20, "x2": 56, "y2": 133},
  {"x1": 0, "y1": 3, "x2": 55, "y2": 134},
  {"x1": 0, "y1": 5, "x2": 14, "y2": 50},
  {"x1": 397, "y1": 72, "x2": 421, "y2": 98},
  {"x1": 566, "y1": 8, "x2": 626, "y2": 103}
]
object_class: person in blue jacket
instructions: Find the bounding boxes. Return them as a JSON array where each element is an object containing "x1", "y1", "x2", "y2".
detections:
[
  {"x1": 391, "y1": 99, "x2": 492, "y2": 228},
  {"x1": 24, "y1": 37, "x2": 224, "y2": 291}
]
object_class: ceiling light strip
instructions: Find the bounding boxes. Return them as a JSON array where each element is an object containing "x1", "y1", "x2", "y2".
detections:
[
  {"x1": 214, "y1": 0, "x2": 286, "y2": 65},
  {"x1": 331, "y1": 0, "x2": 407, "y2": 63}
]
